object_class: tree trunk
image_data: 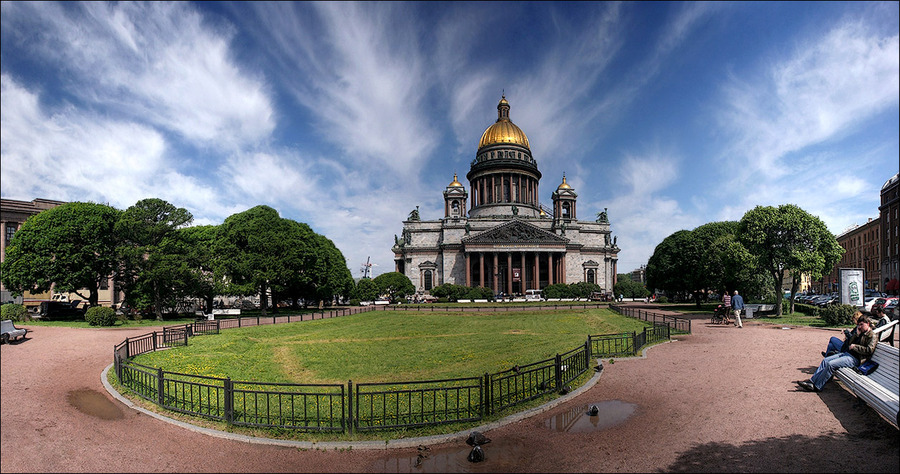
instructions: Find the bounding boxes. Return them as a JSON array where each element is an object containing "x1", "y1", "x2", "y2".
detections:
[
  {"x1": 789, "y1": 276, "x2": 801, "y2": 315},
  {"x1": 259, "y1": 283, "x2": 268, "y2": 317},
  {"x1": 204, "y1": 295, "x2": 214, "y2": 315},
  {"x1": 772, "y1": 269, "x2": 785, "y2": 316},
  {"x1": 154, "y1": 283, "x2": 163, "y2": 321}
]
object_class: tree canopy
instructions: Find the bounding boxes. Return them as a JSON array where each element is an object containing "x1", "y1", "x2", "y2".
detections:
[
  {"x1": 372, "y1": 272, "x2": 415, "y2": 302},
  {"x1": 1, "y1": 202, "x2": 121, "y2": 307},
  {"x1": 740, "y1": 204, "x2": 843, "y2": 315},
  {"x1": 115, "y1": 198, "x2": 193, "y2": 320}
]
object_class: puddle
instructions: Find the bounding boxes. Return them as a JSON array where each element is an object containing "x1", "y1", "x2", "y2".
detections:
[
  {"x1": 372, "y1": 439, "x2": 528, "y2": 473},
  {"x1": 543, "y1": 400, "x2": 636, "y2": 433},
  {"x1": 67, "y1": 389, "x2": 124, "y2": 420}
]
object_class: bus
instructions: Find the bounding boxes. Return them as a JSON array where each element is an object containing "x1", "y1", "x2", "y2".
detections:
[{"x1": 525, "y1": 289, "x2": 543, "y2": 301}]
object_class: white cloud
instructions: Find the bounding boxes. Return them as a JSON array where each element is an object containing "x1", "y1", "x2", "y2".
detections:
[
  {"x1": 248, "y1": 2, "x2": 438, "y2": 178},
  {"x1": 4, "y1": 1, "x2": 274, "y2": 151},
  {"x1": 720, "y1": 20, "x2": 899, "y2": 176}
]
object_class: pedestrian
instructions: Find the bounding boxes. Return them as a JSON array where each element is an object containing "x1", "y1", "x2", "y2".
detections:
[
  {"x1": 797, "y1": 315, "x2": 877, "y2": 392},
  {"x1": 722, "y1": 291, "x2": 732, "y2": 324},
  {"x1": 731, "y1": 290, "x2": 744, "y2": 328}
]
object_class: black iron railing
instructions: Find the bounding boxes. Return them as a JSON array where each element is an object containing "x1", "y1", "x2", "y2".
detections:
[{"x1": 113, "y1": 305, "x2": 677, "y2": 434}]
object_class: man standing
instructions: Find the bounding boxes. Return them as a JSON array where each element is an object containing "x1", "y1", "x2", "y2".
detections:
[{"x1": 731, "y1": 290, "x2": 744, "y2": 328}]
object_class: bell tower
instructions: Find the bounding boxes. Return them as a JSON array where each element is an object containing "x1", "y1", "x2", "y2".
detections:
[
  {"x1": 552, "y1": 174, "x2": 577, "y2": 223},
  {"x1": 443, "y1": 173, "x2": 468, "y2": 219}
]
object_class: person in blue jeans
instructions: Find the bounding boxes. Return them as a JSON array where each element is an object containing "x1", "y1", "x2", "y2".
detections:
[
  {"x1": 731, "y1": 290, "x2": 744, "y2": 328},
  {"x1": 798, "y1": 315, "x2": 877, "y2": 392}
]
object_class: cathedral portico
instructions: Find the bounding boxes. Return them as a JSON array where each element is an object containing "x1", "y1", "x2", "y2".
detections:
[{"x1": 393, "y1": 95, "x2": 619, "y2": 296}]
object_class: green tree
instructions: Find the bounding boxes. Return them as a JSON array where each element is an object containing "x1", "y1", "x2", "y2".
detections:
[
  {"x1": 179, "y1": 225, "x2": 223, "y2": 314},
  {"x1": 354, "y1": 278, "x2": 379, "y2": 302},
  {"x1": 646, "y1": 229, "x2": 707, "y2": 305},
  {"x1": 569, "y1": 281, "x2": 601, "y2": 299},
  {"x1": 215, "y1": 206, "x2": 303, "y2": 316},
  {"x1": 739, "y1": 204, "x2": 843, "y2": 316},
  {"x1": 373, "y1": 272, "x2": 415, "y2": 302},
  {"x1": 1, "y1": 202, "x2": 121, "y2": 308},
  {"x1": 115, "y1": 198, "x2": 193, "y2": 321},
  {"x1": 613, "y1": 277, "x2": 649, "y2": 299}
]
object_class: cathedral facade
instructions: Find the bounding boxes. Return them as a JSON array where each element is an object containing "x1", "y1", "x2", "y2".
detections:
[{"x1": 393, "y1": 96, "x2": 619, "y2": 296}]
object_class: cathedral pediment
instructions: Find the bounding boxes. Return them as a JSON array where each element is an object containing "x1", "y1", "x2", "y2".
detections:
[{"x1": 462, "y1": 219, "x2": 568, "y2": 244}]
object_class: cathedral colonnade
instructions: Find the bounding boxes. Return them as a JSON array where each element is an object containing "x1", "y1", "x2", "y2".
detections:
[{"x1": 464, "y1": 250, "x2": 566, "y2": 294}]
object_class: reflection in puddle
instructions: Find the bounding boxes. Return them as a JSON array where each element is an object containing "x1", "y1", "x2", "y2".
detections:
[
  {"x1": 67, "y1": 389, "x2": 124, "y2": 420},
  {"x1": 372, "y1": 439, "x2": 529, "y2": 473},
  {"x1": 543, "y1": 400, "x2": 636, "y2": 433}
]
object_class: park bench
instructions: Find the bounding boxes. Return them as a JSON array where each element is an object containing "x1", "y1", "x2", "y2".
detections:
[
  {"x1": 1, "y1": 319, "x2": 28, "y2": 344},
  {"x1": 834, "y1": 343, "x2": 899, "y2": 429},
  {"x1": 873, "y1": 319, "x2": 897, "y2": 346}
]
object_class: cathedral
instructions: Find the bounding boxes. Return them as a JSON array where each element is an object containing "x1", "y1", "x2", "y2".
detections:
[{"x1": 393, "y1": 96, "x2": 619, "y2": 296}]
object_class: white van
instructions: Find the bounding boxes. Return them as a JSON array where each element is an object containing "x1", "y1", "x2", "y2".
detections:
[{"x1": 525, "y1": 289, "x2": 542, "y2": 301}]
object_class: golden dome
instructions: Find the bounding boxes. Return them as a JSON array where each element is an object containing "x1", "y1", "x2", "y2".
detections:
[
  {"x1": 558, "y1": 174, "x2": 571, "y2": 189},
  {"x1": 448, "y1": 173, "x2": 463, "y2": 187},
  {"x1": 477, "y1": 95, "x2": 530, "y2": 151}
]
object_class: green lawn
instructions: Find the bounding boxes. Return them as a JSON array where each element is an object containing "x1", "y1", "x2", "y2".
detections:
[{"x1": 132, "y1": 308, "x2": 649, "y2": 384}]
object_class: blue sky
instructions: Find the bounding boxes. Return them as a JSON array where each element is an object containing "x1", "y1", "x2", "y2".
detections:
[{"x1": 2, "y1": 1, "x2": 898, "y2": 278}]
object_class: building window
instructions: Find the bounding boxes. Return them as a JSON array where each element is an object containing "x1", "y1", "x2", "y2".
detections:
[
  {"x1": 5, "y1": 224, "x2": 17, "y2": 245},
  {"x1": 424, "y1": 270, "x2": 433, "y2": 291},
  {"x1": 587, "y1": 269, "x2": 595, "y2": 284}
]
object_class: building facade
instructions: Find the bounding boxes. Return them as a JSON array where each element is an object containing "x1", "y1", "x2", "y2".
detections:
[
  {"x1": 881, "y1": 173, "x2": 900, "y2": 294},
  {"x1": 818, "y1": 217, "x2": 881, "y2": 293},
  {"x1": 0, "y1": 198, "x2": 121, "y2": 308},
  {"x1": 393, "y1": 96, "x2": 619, "y2": 296}
]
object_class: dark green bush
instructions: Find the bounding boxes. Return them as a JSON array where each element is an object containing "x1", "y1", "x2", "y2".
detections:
[
  {"x1": 818, "y1": 304, "x2": 857, "y2": 327},
  {"x1": 656, "y1": 296, "x2": 669, "y2": 304},
  {"x1": 85, "y1": 306, "x2": 117, "y2": 326},
  {"x1": 1, "y1": 303, "x2": 28, "y2": 322},
  {"x1": 349, "y1": 298, "x2": 361, "y2": 306}
]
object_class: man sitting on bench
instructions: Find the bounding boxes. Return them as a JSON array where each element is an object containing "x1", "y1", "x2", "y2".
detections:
[{"x1": 797, "y1": 315, "x2": 877, "y2": 392}]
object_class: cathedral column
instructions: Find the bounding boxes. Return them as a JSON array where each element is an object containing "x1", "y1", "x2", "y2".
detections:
[
  {"x1": 466, "y1": 253, "x2": 471, "y2": 287},
  {"x1": 520, "y1": 252, "x2": 526, "y2": 294},
  {"x1": 560, "y1": 253, "x2": 566, "y2": 284},
  {"x1": 507, "y1": 253, "x2": 513, "y2": 295},
  {"x1": 493, "y1": 252, "x2": 499, "y2": 292},
  {"x1": 535, "y1": 253, "x2": 541, "y2": 289},
  {"x1": 548, "y1": 253, "x2": 554, "y2": 286},
  {"x1": 479, "y1": 253, "x2": 485, "y2": 288}
]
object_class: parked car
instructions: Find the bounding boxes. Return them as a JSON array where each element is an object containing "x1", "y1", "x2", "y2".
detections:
[
  {"x1": 32, "y1": 300, "x2": 86, "y2": 320},
  {"x1": 863, "y1": 296, "x2": 882, "y2": 313}
]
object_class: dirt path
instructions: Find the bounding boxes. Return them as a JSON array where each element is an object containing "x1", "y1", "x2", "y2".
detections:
[{"x1": 2, "y1": 308, "x2": 898, "y2": 473}]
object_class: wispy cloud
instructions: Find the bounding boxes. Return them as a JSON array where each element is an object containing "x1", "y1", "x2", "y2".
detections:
[{"x1": 2, "y1": 2, "x2": 274, "y2": 151}]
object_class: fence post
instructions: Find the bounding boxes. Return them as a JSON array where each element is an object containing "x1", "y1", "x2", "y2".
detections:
[
  {"x1": 157, "y1": 367, "x2": 165, "y2": 406},
  {"x1": 585, "y1": 338, "x2": 592, "y2": 368},
  {"x1": 483, "y1": 373, "x2": 491, "y2": 416},
  {"x1": 238, "y1": 316, "x2": 242, "y2": 328},
  {"x1": 632, "y1": 331, "x2": 638, "y2": 355},
  {"x1": 554, "y1": 353, "x2": 562, "y2": 389},
  {"x1": 125, "y1": 337, "x2": 130, "y2": 359},
  {"x1": 152, "y1": 331, "x2": 158, "y2": 352},
  {"x1": 347, "y1": 380, "x2": 353, "y2": 435},
  {"x1": 225, "y1": 378, "x2": 233, "y2": 424},
  {"x1": 184, "y1": 327, "x2": 189, "y2": 346}
]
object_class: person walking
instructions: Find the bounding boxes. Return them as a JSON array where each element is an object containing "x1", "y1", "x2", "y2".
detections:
[
  {"x1": 731, "y1": 290, "x2": 744, "y2": 328},
  {"x1": 722, "y1": 291, "x2": 732, "y2": 325}
]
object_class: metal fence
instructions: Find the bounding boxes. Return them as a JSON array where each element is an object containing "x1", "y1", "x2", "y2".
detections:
[
  {"x1": 609, "y1": 304, "x2": 692, "y2": 333},
  {"x1": 113, "y1": 305, "x2": 675, "y2": 434}
]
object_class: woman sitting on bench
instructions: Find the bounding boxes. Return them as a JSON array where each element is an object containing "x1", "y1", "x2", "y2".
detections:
[{"x1": 799, "y1": 315, "x2": 877, "y2": 392}]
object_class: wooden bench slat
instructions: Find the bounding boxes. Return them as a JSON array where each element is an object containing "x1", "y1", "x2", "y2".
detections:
[{"x1": 834, "y1": 343, "x2": 899, "y2": 428}]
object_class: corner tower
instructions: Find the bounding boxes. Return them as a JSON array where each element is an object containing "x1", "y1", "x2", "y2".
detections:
[{"x1": 466, "y1": 96, "x2": 542, "y2": 218}]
